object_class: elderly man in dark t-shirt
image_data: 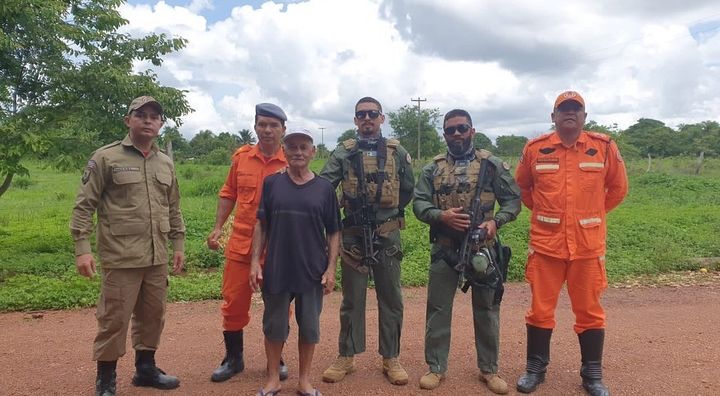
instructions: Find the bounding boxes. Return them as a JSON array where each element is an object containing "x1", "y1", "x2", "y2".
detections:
[{"x1": 250, "y1": 128, "x2": 342, "y2": 396}]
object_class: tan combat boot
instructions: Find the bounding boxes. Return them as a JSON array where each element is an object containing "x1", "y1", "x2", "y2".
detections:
[
  {"x1": 419, "y1": 372, "x2": 445, "y2": 390},
  {"x1": 382, "y1": 358, "x2": 409, "y2": 385},
  {"x1": 322, "y1": 356, "x2": 355, "y2": 383},
  {"x1": 480, "y1": 372, "x2": 509, "y2": 395}
]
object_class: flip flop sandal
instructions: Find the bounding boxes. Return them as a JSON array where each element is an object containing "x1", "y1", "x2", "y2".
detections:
[
  {"x1": 296, "y1": 389, "x2": 321, "y2": 396},
  {"x1": 257, "y1": 388, "x2": 281, "y2": 396}
]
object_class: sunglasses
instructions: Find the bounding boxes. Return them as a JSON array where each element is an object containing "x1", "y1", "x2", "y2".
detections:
[
  {"x1": 443, "y1": 124, "x2": 472, "y2": 135},
  {"x1": 355, "y1": 110, "x2": 382, "y2": 119}
]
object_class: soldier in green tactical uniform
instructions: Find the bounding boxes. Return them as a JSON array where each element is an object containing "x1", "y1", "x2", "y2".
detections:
[
  {"x1": 413, "y1": 109, "x2": 521, "y2": 394},
  {"x1": 320, "y1": 97, "x2": 415, "y2": 386}
]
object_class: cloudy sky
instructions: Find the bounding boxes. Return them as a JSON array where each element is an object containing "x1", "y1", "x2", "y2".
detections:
[{"x1": 121, "y1": 0, "x2": 720, "y2": 145}]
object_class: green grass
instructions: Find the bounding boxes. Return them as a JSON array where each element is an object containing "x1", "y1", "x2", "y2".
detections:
[{"x1": 1, "y1": 157, "x2": 720, "y2": 311}]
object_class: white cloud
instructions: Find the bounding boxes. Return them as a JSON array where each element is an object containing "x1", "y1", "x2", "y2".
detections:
[{"x1": 119, "y1": 0, "x2": 720, "y2": 145}]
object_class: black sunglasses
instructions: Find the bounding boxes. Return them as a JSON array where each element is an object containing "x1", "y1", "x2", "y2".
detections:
[
  {"x1": 443, "y1": 124, "x2": 472, "y2": 135},
  {"x1": 355, "y1": 110, "x2": 382, "y2": 119}
]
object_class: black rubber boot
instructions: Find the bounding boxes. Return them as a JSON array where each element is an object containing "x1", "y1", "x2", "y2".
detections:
[
  {"x1": 517, "y1": 325, "x2": 553, "y2": 393},
  {"x1": 132, "y1": 350, "x2": 180, "y2": 390},
  {"x1": 211, "y1": 330, "x2": 245, "y2": 382},
  {"x1": 579, "y1": 329, "x2": 610, "y2": 396},
  {"x1": 95, "y1": 361, "x2": 117, "y2": 396}
]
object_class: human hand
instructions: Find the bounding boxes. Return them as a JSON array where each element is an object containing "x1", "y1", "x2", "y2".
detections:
[
  {"x1": 76, "y1": 253, "x2": 96, "y2": 278},
  {"x1": 206, "y1": 228, "x2": 223, "y2": 250},
  {"x1": 321, "y1": 270, "x2": 336, "y2": 295},
  {"x1": 172, "y1": 251, "x2": 185, "y2": 274},
  {"x1": 249, "y1": 262, "x2": 263, "y2": 292},
  {"x1": 439, "y1": 207, "x2": 470, "y2": 231},
  {"x1": 478, "y1": 219, "x2": 498, "y2": 240}
]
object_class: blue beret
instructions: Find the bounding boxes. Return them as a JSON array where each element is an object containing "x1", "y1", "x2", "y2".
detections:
[{"x1": 255, "y1": 103, "x2": 287, "y2": 122}]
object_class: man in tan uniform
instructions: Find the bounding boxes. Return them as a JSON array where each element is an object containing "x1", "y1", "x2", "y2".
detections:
[{"x1": 70, "y1": 96, "x2": 185, "y2": 396}]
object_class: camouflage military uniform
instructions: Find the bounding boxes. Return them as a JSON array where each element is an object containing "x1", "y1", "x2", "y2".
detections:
[
  {"x1": 319, "y1": 136, "x2": 414, "y2": 358},
  {"x1": 413, "y1": 149, "x2": 520, "y2": 375},
  {"x1": 70, "y1": 134, "x2": 185, "y2": 361}
]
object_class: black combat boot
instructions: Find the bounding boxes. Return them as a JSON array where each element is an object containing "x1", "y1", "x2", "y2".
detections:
[
  {"x1": 95, "y1": 361, "x2": 117, "y2": 396},
  {"x1": 211, "y1": 330, "x2": 245, "y2": 382},
  {"x1": 131, "y1": 349, "x2": 180, "y2": 390},
  {"x1": 517, "y1": 324, "x2": 553, "y2": 393},
  {"x1": 579, "y1": 329, "x2": 610, "y2": 396}
]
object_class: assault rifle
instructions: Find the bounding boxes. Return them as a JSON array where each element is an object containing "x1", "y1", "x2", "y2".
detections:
[
  {"x1": 347, "y1": 138, "x2": 387, "y2": 268},
  {"x1": 456, "y1": 158, "x2": 497, "y2": 292}
]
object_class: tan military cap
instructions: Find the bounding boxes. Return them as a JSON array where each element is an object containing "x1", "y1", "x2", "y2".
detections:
[{"x1": 127, "y1": 96, "x2": 163, "y2": 115}]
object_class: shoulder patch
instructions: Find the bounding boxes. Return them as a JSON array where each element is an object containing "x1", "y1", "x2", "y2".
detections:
[
  {"x1": 342, "y1": 138, "x2": 357, "y2": 150},
  {"x1": 81, "y1": 160, "x2": 97, "y2": 185},
  {"x1": 502, "y1": 161, "x2": 511, "y2": 171},
  {"x1": 406, "y1": 152, "x2": 412, "y2": 164}
]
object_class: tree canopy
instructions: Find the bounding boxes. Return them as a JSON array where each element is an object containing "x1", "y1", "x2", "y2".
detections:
[
  {"x1": 0, "y1": 0, "x2": 191, "y2": 197},
  {"x1": 387, "y1": 105, "x2": 444, "y2": 159}
]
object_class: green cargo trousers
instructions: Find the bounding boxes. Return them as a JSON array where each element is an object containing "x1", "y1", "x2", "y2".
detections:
[
  {"x1": 424, "y1": 245, "x2": 500, "y2": 374},
  {"x1": 337, "y1": 230, "x2": 403, "y2": 358},
  {"x1": 93, "y1": 264, "x2": 168, "y2": 361}
]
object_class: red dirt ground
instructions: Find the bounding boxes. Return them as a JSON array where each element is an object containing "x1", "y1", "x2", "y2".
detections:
[{"x1": 1, "y1": 281, "x2": 719, "y2": 395}]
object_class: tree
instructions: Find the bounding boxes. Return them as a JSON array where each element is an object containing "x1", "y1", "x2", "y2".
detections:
[
  {"x1": 473, "y1": 131, "x2": 496, "y2": 151},
  {"x1": 158, "y1": 126, "x2": 189, "y2": 159},
  {"x1": 316, "y1": 143, "x2": 329, "y2": 159},
  {"x1": 387, "y1": 105, "x2": 444, "y2": 159},
  {"x1": 337, "y1": 128, "x2": 357, "y2": 144},
  {"x1": 0, "y1": 0, "x2": 191, "y2": 197},
  {"x1": 621, "y1": 118, "x2": 682, "y2": 157},
  {"x1": 495, "y1": 135, "x2": 528, "y2": 157},
  {"x1": 238, "y1": 128, "x2": 256, "y2": 145},
  {"x1": 188, "y1": 130, "x2": 217, "y2": 158}
]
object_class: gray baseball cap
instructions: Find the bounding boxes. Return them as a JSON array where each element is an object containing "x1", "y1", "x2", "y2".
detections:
[{"x1": 283, "y1": 128, "x2": 314, "y2": 143}]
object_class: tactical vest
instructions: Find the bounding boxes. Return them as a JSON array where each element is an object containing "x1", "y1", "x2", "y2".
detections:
[
  {"x1": 432, "y1": 149, "x2": 495, "y2": 223},
  {"x1": 341, "y1": 138, "x2": 401, "y2": 210}
]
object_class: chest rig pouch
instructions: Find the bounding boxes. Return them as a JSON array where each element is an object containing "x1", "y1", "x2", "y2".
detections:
[{"x1": 342, "y1": 138, "x2": 400, "y2": 211}]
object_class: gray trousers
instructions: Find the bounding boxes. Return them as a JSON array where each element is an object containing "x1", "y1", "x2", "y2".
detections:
[
  {"x1": 424, "y1": 245, "x2": 500, "y2": 374},
  {"x1": 337, "y1": 231, "x2": 403, "y2": 358}
]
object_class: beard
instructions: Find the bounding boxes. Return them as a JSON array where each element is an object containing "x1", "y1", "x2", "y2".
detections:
[{"x1": 447, "y1": 136, "x2": 473, "y2": 158}]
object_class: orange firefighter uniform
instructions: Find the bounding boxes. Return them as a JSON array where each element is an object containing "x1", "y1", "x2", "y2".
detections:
[
  {"x1": 219, "y1": 144, "x2": 287, "y2": 331},
  {"x1": 515, "y1": 130, "x2": 627, "y2": 333}
]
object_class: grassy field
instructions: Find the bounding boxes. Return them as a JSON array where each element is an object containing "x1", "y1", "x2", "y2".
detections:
[{"x1": 1, "y1": 157, "x2": 719, "y2": 311}]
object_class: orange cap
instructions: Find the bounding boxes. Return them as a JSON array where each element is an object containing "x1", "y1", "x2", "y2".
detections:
[{"x1": 554, "y1": 91, "x2": 585, "y2": 109}]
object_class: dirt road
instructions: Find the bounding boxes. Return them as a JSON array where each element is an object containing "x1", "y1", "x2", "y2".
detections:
[{"x1": 1, "y1": 282, "x2": 719, "y2": 395}]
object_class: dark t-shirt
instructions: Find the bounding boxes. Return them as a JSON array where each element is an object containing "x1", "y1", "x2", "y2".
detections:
[{"x1": 257, "y1": 172, "x2": 342, "y2": 294}]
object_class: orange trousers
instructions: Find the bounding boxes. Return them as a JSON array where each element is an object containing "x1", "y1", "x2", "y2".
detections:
[
  {"x1": 221, "y1": 258, "x2": 253, "y2": 331},
  {"x1": 524, "y1": 251, "x2": 608, "y2": 333}
]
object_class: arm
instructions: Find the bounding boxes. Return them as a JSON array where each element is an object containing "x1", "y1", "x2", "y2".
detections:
[
  {"x1": 249, "y1": 219, "x2": 266, "y2": 292},
  {"x1": 322, "y1": 230, "x2": 340, "y2": 294},
  {"x1": 168, "y1": 169, "x2": 186, "y2": 273},
  {"x1": 515, "y1": 144, "x2": 535, "y2": 210},
  {"x1": 604, "y1": 140, "x2": 629, "y2": 212},
  {"x1": 319, "y1": 146, "x2": 344, "y2": 188},
  {"x1": 397, "y1": 146, "x2": 415, "y2": 210},
  {"x1": 207, "y1": 159, "x2": 239, "y2": 250},
  {"x1": 70, "y1": 154, "x2": 105, "y2": 278}
]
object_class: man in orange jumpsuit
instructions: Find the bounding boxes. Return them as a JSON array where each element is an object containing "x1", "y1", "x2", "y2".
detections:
[
  {"x1": 514, "y1": 91, "x2": 628, "y2": 396},
  {"x1": 206, "y1": 103, "x2": 289, "y2": 382}
]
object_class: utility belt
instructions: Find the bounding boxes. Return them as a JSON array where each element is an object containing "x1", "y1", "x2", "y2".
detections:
[{"x1": 343, "y1": 216, "x2": 405, "y2": 238}]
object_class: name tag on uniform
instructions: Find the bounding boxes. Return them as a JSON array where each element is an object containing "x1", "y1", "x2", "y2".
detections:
[
  {"x1": 112, "y1": 166, "x2": 141, "y2": 173},
  {"x1": 364, "y1": 151, "x2": 377, "y2": 157}
]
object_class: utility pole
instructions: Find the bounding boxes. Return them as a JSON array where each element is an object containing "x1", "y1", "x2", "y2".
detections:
[
  {"x1": 411, "y1": 97, "x2": 427, "y2": 160},
  {"x1": 318, "y1": 127, "x2": 326, "y2": 158}
]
